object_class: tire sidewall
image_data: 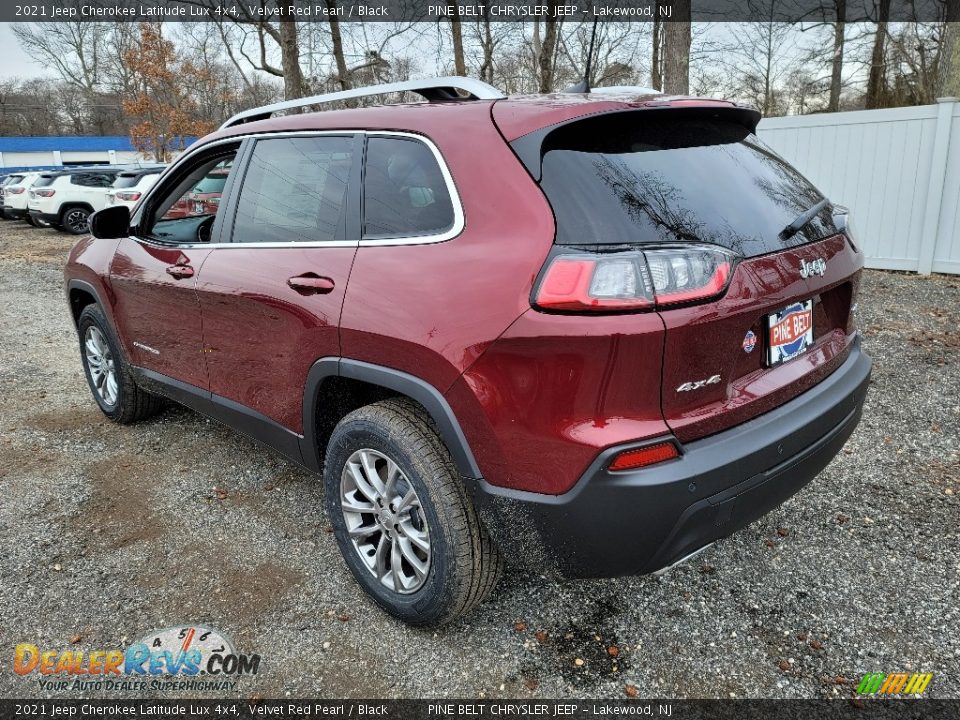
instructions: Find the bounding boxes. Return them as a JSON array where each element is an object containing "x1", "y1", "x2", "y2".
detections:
[
  {"x1": 324, "y1": 418, "x2": 458, "y2": 626},
  {"x1": 77, "y1": 306, "x2": 126, "y2": 420}
]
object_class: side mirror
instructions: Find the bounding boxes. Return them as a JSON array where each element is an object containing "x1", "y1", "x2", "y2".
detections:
[{"x1": 88, "y1": 205, "x2": 130, "y2": 240}]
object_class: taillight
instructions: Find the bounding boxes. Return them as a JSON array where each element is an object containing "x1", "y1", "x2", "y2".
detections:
[
  {"x1": 34, "y1": 189, "x2": 56, "y2": 198},
  {"x1": 608, "y1": 442, "x2": 680, "y2": 471},
  {"x1": 7, "y1": 187, "x2": 25, "y2": 195},
  {"x1": 533, "y1": 245, "x2": 736, "y2": 313},
  {"x1": 116, "y1": 191, "x2": 142, "y2": 202}
]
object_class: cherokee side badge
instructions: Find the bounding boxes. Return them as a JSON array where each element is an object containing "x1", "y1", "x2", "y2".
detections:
[{"x1": 676, "y1": 374, "x2": 721, "y2": 392}]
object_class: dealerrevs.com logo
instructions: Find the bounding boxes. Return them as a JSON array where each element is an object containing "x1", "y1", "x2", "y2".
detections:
[{"x1": 14, "y1": 624, "x2": 260, "y2": 693}]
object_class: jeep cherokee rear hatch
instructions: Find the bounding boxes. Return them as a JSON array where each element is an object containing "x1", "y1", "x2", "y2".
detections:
[{"x1": 512, "y1": 108, "x2": 860, "y2": 442}]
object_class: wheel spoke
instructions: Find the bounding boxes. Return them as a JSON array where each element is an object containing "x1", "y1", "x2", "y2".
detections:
[
  {"x1": 348, "y1": 523, "x2": 379, "y2": 539},
  {"x1": 341, "y1": 495, "x2": 375, "y2": 514},
  {"x1": 400, "y1": 522, "x2": 430, "y2": 553},
  {"x1": 384, "y1": 458, "x2": 401, "y2": 503},
  {"x1": 374, "y1": 533, "x2": 390, "y2": 580},
  {"x1": 348, "y1": 461, "x2": 380, "y2": 504},
  {"x1": 395, "y1": 489, "x2": 420, "y2": 513},
  {"x1": 398, "y1": 537, "x2": 428, "y2": 580},
  {"x1": 390, "y1": 540, "x2": 404, "y2": 591},
  {"x1": 359, "y1": 450, "x2": 386, "y2": 495}
]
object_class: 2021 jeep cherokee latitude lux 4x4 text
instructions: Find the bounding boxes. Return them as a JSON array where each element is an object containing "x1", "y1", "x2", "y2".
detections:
[{"x1": 66, "y1": 78, "x2": 871, "y2": 625}]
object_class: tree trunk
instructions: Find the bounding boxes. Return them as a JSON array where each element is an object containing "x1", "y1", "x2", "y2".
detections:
[
  {"x1": 277, "y1": 16, "x2": 304, "y2": 103},
  {"x1": 651, "y1": 11, "x2": 662, "y2": 91},
  {"x1": 937, "y1": 0, "x2": 960, "y2": 97},
  {"x1": 539, "y1": 11, "x2": 560, "y2": 93},
  {"x1": 662, "y1": 0, "x2": 691, "y2": 95},
  {"x1": 866, "y1": 0, "x2": 890, "y2": 109},
  {"x1": 326, "y1": 0, "x2": 350, "y2": 92},
  {"x1": 828, "y1": 0, "x2": 846, "y2": 112},
  {"x1": 479, "y1": 16, "x2": 494, "y2": 82},
  {"x1": 450, "y1": 9, "x2": 467, "y2": 76}
]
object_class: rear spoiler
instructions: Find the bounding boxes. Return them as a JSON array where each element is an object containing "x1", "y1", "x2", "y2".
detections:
[{"x1": 510, "y1": 105, "x2": 763, "y2": 182}]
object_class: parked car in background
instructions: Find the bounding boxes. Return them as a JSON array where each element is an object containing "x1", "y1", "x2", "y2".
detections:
[
  {"x1": 0, "y1": 174, "x2": 26, "y2": 219},
  {"x1": 28, "y1": 168, "x2": 121, "y2": 234},
  {"x1": 163, "y1": 167, "x2": 229, "y2": 219},
  {"x1": 106, "y1": 167, "x2": 165, "y2": 211},
  {"x1": 2, "y1": 172, "x2": 44, "y2": 222}
]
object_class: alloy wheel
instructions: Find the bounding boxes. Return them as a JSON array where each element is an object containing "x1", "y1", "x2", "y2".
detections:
[
  {"x1": 84, "y1": 326, "x2": 118, "y2": 407},
  {"x1": 340, "y1": 448, "x2": 431, "y2": 594},
  {"x1": 65, "y1": 209, "x2": 89, "y2": 234}
]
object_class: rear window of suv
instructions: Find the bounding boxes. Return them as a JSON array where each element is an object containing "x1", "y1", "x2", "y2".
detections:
[
  {"x1": 113, "y1": 174, "x2": 143, "y2": 189},
  {"x1": 537, "y1": 112, "x2": 837, "y2": 257}
]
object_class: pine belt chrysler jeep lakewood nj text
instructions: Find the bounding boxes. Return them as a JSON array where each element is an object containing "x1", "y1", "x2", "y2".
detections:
[{"x1": 65, "y1": 78, "x2": 872, "y2": 625}]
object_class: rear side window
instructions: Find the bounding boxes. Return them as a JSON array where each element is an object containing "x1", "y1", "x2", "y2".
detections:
[
  {"x1": 33, "y1": 176, "x2": 54, "y2": 188},
  {"x1": 536, "y1": 113, "x2": 836, "y2": 258},
  {"x1": 363, "y1": 137, "x2": 454, "y2": 239},
  {"x1": 113, "y1": 174, "x2": 141, "y2": 189},
  {"x1": 233, "y1": 136, "x2": 354, "y2": 244},
  {"x1": 71, "y1": 173, "x2": 114, "y2": 187}
]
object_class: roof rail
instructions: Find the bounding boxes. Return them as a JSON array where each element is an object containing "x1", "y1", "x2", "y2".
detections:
[{"x1": 220, "y1": 76, "x2": 505, "y2": 129}]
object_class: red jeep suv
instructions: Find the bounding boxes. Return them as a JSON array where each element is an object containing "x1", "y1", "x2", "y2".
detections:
[{"x1": 65, "y1": 78, "x2": 871, "y2": 625}]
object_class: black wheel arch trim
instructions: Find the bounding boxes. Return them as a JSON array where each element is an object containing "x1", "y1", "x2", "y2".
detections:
[
  {"x1": 66, "y1": 279, "x2": 105, "y2": 327},
  {"x1": 301, "y1": 358, "x2": 482, "y2": 480}
]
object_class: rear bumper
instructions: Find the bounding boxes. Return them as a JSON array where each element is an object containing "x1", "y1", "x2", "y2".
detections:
[
  {"x1": 468, "y1": 338, "x2": 872, "y2": 578},
  {"x1": 29, "y1": 210, "x2": 59, "y2": 225},
  {"x1": 3, "y1": 206, "x2": 27, "y2": 219}
]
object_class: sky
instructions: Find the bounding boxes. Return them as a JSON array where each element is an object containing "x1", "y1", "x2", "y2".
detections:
[{"x1": 0, "y1": 24, "x2": 44, "y2": 78}]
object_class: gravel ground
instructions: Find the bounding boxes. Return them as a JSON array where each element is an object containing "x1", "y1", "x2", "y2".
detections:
[{"x1": 0, "y1": 222, "x2": 957, "y2": 700}]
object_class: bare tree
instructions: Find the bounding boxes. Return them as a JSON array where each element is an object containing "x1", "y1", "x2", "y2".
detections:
[
  {"x1": 539, "y1": 8, "x2": 562, "y2": 92},
  {"x1": 662, "y1": 0, "x2": 692, "y2": 94},
  {"x1": 938, "y1": 0, "x2": 960, "y2": 96}
]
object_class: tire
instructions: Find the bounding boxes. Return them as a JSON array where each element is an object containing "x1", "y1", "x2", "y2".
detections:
[
  {"x1": 77, "y1": 304, "x2": 164, "y2": 424},
  {"x1": 61, "y1": 206, "x2": 91, "y2": 235},
  {"x1": 324, "y1": 398, "x2": 502, "y2": 626}
]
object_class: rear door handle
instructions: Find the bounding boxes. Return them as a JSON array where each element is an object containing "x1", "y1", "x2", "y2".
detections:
[
  {"x1": 288, "y1": 275, "x2": 335, "y2": 294},
  {"x1": 166, "y1": 264, "x2": 194, "y2": 279}
]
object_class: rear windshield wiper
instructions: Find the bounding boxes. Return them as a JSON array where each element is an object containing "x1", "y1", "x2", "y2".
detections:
[{"x1": 780, "y1": 197, "x2": 830, "y2": 240}]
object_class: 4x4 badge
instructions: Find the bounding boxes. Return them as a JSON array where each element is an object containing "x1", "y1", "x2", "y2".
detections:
[
  {"x1": 676, "y1": 374, "x2": 721, "y2": 392},
  {"x1": 800, "y1": 257, "x2": 826, "y2": 278}
]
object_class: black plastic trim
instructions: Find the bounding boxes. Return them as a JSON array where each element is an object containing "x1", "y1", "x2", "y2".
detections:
[
  {"x1": 132, "y1": 366, "x2": 307, "y2": 469},
  {"x1": 301, "y1": 357, "x2": 482, "y2": 479}
]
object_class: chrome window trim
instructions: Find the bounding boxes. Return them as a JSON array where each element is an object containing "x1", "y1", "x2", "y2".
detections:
[{"x1": 133, "y1": 130, "x2": 464, "y2": 251}]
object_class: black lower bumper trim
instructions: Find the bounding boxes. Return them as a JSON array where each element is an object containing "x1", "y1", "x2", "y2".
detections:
[{"x1": 467, "y1": 338, "x2": 872, "y2": 578}]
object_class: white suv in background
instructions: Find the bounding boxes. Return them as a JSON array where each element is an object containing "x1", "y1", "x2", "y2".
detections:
[
  {"x1": 28, "y1": 168, "x2": 121, "y2": 234},
  {"x1": 2, "y1": 172, "x2": 45, "y2": 224},
  {"x1": 0, "y1": 174, "x2": 26, "y2": 219},
  {"x1": 105, "y1": 167, "x2": 165, "y2": 211}
]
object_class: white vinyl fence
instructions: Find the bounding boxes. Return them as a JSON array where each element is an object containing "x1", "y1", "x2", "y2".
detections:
[{"x1": 757, "y1": 98, "x2": 960, "y2": 275}]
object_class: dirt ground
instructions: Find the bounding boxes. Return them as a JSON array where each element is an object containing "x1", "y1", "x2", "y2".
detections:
[{"x1": 0, "y1": 222, "x2": 957, "y2": 700}]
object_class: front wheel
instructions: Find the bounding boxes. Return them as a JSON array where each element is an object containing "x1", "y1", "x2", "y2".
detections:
[
  {"x1": 324, "y1": 398, "x2": 502, "y2": 626},
  {"x1": 77, "y1": 304, "x2": 163, "y2": 423}
]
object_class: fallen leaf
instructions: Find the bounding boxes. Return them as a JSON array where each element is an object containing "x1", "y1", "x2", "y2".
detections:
[
  {"x1": 776, "y1": 527, "x2": 789, "y2": 537},
  {"x1": 797, "y1": 632, "x2": 808, "y2": 641},
  {"x1": 834, "y1": 676, "x2": 847, "y2": 685},
  {"x1": 836, "y1": 513, "x2": 850, "y2": 524},
  {"x1": 524, "y1": 678, "x2": 539, "y2": 691},
  {"x1": 607, "y1": 645, "x2": 620, "y2": 657},
  {"x1": 535, "y1": 630, "x2": 548, "y2": 643},
  {"x1": 337, "y1": 614, "x2": 350, "y2": 622},
  {"x1": 514, "y1": 622, "x2": 527, "y2": 632},
  {"x1": 778, "y1": 660, "x2": 792, "y2": 672},
  {"x1": 70, "y1": 634, "x2": 82, "y2": 644},
  {"x1": 213, "y1": 487, "x2": 228, "y2": 500},
  {"x1": 810, "y1": 639, "x2": 823, "y2": 651},
  {"x1": 765, "y1": 539, "x2": 776, "y2": 548},
  {"x1": 624, "y1": 685, "x2": 638, "y2": 698}
]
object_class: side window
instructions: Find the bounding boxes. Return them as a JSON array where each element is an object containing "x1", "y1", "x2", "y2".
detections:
[
  {"x1": 232, "y1": 136, "x2": 354, "y2": 244},
  {"x1": 363, "y1": 136, "x2": 454, "y2": 239},
  {"x1": 145, "y1": 149, "x2": 239, "y2": 244}
]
